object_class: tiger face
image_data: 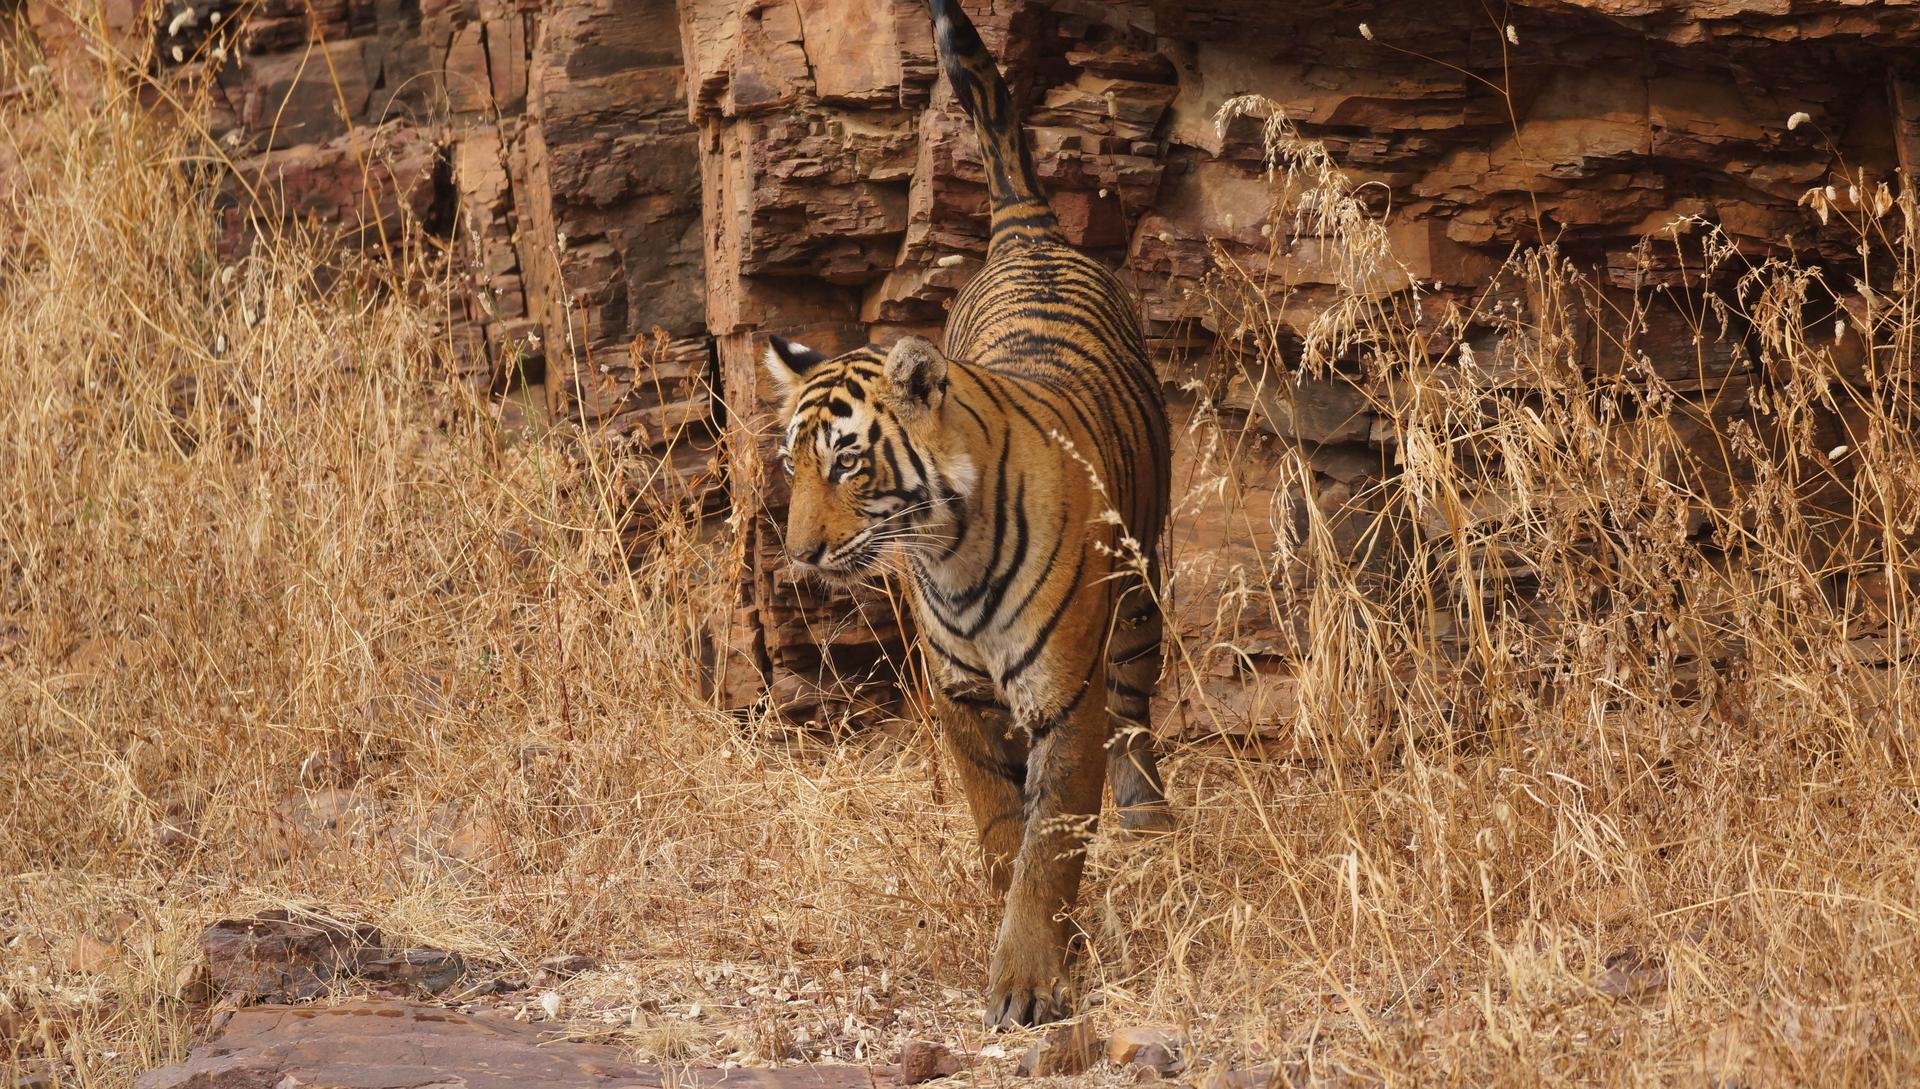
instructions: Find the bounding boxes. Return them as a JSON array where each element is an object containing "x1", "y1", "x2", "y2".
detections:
[{"x1": 763, "y1": 335, "x2": 977, "y2": 583}]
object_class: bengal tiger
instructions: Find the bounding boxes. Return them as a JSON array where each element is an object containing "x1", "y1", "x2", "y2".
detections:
[{"x1": 760, "y1": 0, "x2": 1172, "y2": 1027}]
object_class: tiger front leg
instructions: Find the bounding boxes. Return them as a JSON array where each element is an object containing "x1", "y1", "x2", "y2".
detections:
[
  {"x1": 985, "y1": 685, "x2": 1106, "y2": 1028},
  {"x1": 933, "y1": 685, "x2": 1027, "y2": 896}
]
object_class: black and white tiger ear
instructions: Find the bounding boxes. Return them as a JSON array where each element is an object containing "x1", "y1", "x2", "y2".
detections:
[
  {"x1": 884, "y1": 336, "x2": 949, "y2": 418},
  {"x1": 763, "y1": 335, "x2": 827, "y2": 397}
]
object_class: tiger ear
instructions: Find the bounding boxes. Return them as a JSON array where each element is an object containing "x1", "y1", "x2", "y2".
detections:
[
  {"x1": 884, "y1": 336, "x2": 949, "y2": 418},
  {"x1": 763, "y1": 335, "x2": 827, "y2": 398}
]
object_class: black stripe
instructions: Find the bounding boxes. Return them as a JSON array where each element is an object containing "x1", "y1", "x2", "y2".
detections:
[
  {"x1": 998, "y1": 545, "x2": 1088, "y2": 686},
  {"x1": 969, "y1": 367, "x2": 1055, "y2": 443},
  {"x1": 879, "y1": 434, "x2": 910, "y2": 491},
  {"x1": 955, "y1": 741, "x2": 1024, "y2": 786},
  {"x1": 940, "y1": 489, "x2": 972, "y2": 559},
  {"x1": 927, "y1": 637, "x2": 992, "y2": 678},
  {"x1": 952, "y1": 478, "x2": 1030, "y2": 638},
  {"x1": 917, "y1": 443, "x2": 1019, "y2": 621},
  {"x1": 999, "y1": 507, "x2": 1067, "y2": 625}
]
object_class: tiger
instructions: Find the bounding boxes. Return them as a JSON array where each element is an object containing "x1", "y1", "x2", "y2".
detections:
[{"x1": 759, "y1": 0, "x2": 1172, "y2": 1027}]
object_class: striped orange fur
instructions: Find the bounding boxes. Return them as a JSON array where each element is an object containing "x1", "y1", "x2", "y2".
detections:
[{"x1": 761, "y1": 0, "x2": 1172, "y2": 1028}]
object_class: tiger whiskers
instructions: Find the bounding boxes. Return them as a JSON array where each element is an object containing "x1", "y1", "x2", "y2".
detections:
[
  {"x1": 865, "y1": 499, "x2": 962, "y2": 559},
  {"x1": 870, "y1": 530, "x2": 962, "y2": 566}
]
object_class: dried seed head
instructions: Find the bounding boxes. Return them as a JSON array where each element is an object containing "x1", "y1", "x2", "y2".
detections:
[
  {"x1": 1788, "y1": 111, "x2": 1811, "y2": 131},
  {"x1": 1873, "y1": 182, "x2": 1895, "y2": 217},
  {"x1": 1358, "y1": 22, "x2": 1374, "y2": 40},
  {"x1": 1505, "y1": 24, "x2": 1519, "y2": 44}
]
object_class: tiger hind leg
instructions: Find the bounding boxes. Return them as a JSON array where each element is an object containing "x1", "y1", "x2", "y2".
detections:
[{"x1": 1106, "y1": 592, "x2": 1172, "y2": 835}]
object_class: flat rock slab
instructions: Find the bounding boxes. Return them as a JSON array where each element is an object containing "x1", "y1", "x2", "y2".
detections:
[{"x1": 136, "y1": 1000, "x2": 896, "y2": 1089}]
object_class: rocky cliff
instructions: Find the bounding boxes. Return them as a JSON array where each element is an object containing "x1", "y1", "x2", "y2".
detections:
[{"x1": 22, "y1": 0, "x2": 1920, "y2": 732}]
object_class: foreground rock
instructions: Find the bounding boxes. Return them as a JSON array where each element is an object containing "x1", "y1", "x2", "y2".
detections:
[
  {"x1": 896, "y1": 1039, "x2": 964, "y2": 1084},
  {"x1": 194, "y1": 910, "x2": 475, "y2": 1004},
  {"x1": 135, "y1": 1000, "x2": 898, "y2": 1089},
  {"x1": 197, "y1": 910, "x2": 384, "y2": 1004}
]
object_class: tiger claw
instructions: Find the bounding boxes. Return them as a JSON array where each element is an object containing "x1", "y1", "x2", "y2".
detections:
[
  {"x1": 984, "y1": 980, "x2": 1070, "y2": 1029},
  {"x1": 985, "y1": 938, "x2": 1072, "y2": 1028}
]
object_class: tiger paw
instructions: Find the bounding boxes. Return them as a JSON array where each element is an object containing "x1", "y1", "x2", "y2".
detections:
[{"x1": 984, "y1": 938, "x2": 1071, "y2": 1028}]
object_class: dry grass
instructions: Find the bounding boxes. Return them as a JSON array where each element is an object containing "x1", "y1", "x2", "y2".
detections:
[{"x1": 4, "y1": 29, "x2": 1920, "y2": 1089}]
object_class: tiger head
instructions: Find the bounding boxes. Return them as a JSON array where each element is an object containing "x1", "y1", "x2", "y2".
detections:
[{"x1": 763, "y1": 335, "x2": 977, "y2": 583}]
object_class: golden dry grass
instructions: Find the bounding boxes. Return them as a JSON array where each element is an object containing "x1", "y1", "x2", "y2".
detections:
[{"x1": 4, "y1": 30, "x2": 1920, "y2": 1089}]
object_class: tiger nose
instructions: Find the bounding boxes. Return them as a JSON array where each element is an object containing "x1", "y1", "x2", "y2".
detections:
[{"x1": 789, "y1": 538, "x2": 829, "y2": 568}]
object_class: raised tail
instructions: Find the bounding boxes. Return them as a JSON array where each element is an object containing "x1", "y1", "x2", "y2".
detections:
[{"x1": 926, "y1": 0, "x2": 1059, "y2": 248}]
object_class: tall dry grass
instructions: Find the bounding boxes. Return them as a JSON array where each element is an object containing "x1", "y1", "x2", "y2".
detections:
[{"x1": 3, "y1": 26, "x2": 1919, "y2": 1089}]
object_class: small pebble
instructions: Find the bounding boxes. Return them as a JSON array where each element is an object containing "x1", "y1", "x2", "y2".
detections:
[{"x1": 896, "y1": 1039, "x2": 963, "y2": 1085}]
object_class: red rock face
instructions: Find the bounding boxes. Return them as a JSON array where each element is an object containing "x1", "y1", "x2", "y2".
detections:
[
  {"x1": 29, "y1": 0, "x2": 712, "y2": 426},
  {"x1": 677, "y1": 0, "x2": 1914, "y2": 724},
  {"x1": 21, "y1": 0, "x2": 1914, "y2": 730}
]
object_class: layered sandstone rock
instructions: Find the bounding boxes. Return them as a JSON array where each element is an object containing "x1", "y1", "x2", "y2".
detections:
[
  {"x1": 25, "y1": 0, "x2": 717, "y2": 471},
  {"x1": 22, "y1": 0, "x2": 1916, "y2": 735},
  {"x1": 676, "y1": 0, "x2": 1916, "y2": 730}
]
